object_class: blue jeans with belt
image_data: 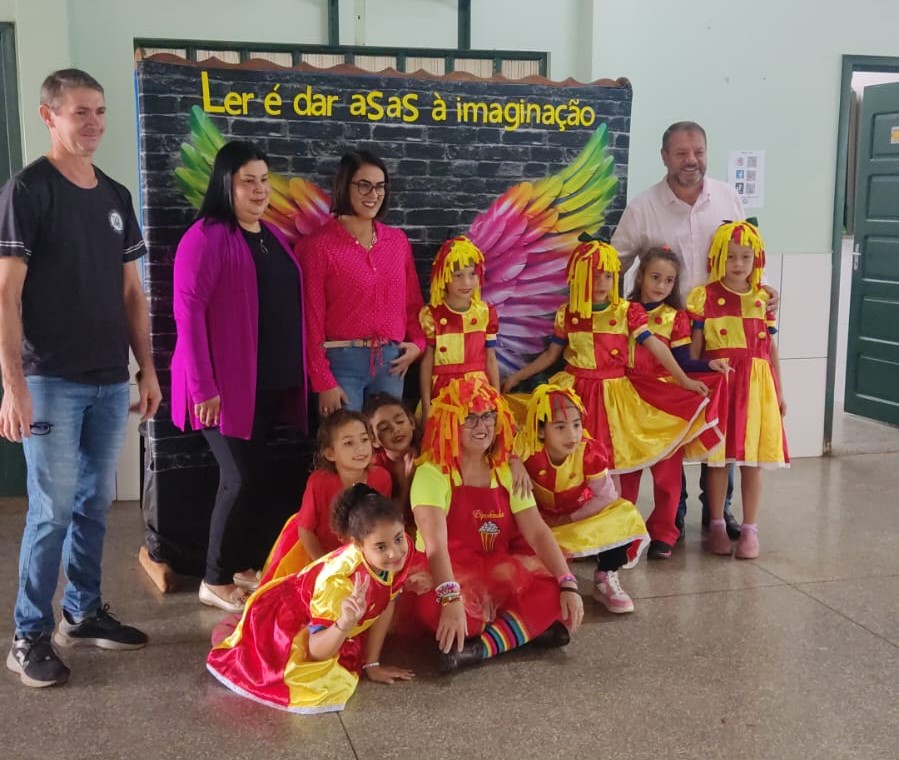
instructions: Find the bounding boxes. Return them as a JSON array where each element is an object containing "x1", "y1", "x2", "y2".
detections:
[
  {"x1": 325, "y1": 343, "x2": 403, "y2": 411},
  {"x1": 14, "y1": 377, "x2": 130, "y2": 636}
]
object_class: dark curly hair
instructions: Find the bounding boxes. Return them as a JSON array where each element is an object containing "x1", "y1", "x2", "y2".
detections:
[{"x1": 331, "y1": 483, "x2": 404, "y2": 541}]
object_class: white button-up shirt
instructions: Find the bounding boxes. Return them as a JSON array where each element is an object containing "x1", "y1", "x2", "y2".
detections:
[{"x1": 612, "y1": 177, "x2": 744, "y2": 300}]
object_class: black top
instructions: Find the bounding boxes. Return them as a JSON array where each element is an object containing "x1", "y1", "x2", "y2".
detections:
[
  {"x1": 0, "y1": 157, "x2": 146, "y2": 384},
  {"x1": 240, "y1": 225, "x2": 303, "y2": 391}
]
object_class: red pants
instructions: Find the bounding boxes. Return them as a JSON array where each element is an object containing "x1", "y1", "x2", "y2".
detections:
[{"x1": 619, "y1": 449, "x2": 683, "y2": 546}]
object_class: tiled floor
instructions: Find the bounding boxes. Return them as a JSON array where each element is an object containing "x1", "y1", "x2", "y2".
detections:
[{"x1": 1, "y1": 454, "x2": 897, "y2": 760}]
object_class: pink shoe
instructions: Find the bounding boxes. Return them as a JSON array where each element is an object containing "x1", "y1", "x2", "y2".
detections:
[
  {"x1": 592, "y1": 570, "x2": 634, "y2": 613},
  {"x1": 704, "y1": 522, "x2": 733, "y2": 555},
  {"x1": 735, "y1": 529, "x2": 760, "y2": 559}
]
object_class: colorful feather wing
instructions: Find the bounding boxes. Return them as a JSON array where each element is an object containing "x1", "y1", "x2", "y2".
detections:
[
  {"x1": 173, "y1": 105, "x2": 331, "y2": 244},
  {"x1": 469, "y1": 123, "x2": 619, "y2": 374}
]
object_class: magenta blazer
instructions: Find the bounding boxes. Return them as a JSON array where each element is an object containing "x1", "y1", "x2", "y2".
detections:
[{"x1": 170, "y1": 218, "x2": 307, "y2": 440}]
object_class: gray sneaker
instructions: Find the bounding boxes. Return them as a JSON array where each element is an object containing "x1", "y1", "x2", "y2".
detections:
[
  {"x1": 6, "y1": 633, "x2": 70, "y2": 687},
  {"x1": 54, "y1": 604, "x2": 148, "y2": 650}
]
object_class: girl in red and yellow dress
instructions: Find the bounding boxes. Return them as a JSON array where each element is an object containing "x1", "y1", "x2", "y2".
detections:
[
  {"x1": 408, "y1": 377, "x2": 583, "y2": 672},
  {"x1": 257, "y1": 410, "x2": 391, "y2": 587},
  {"x1": 515, "y1": 384, "x2": 649, "y2": 613},
  {"x1": 687, "y1": 221, "x2": 788, "y2": 560},
  {"x1": 207, "y1": 484, "x2": 414, "y2": 714},
  {"x1": 419, "y1": 236, "x2": 500, "y2": 420},
  {"x1": 619, "y1": 247, "x2": 730, "y2": 559},
  {"x1": 502, "y1": 239, "x2": 716, "y2": 474}
]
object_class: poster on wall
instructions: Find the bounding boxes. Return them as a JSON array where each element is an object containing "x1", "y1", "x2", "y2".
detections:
[{"x1": 727, "y1": 149, "x2": 765, "y2": 208}]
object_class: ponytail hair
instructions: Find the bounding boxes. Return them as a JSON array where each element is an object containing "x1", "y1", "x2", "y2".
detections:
[{"x1": 330, "y1": 483, "x2": 404, "y2": 541}]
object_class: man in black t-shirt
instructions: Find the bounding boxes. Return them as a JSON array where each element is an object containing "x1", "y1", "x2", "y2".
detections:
[{"x1": 0, "y1": 69, "x2": 161, "y2": 688}]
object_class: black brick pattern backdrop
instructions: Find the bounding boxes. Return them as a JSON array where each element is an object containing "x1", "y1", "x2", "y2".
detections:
[{"x1": 135, "y1": 59, "x2": 632, "y2": 573}]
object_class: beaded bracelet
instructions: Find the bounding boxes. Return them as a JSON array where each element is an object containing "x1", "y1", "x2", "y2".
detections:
[
  {"x1": 439, "y1": 593, "x2": 462, "y2": 607},
  {"x1": 557, "y1": 573, "x2": 578, "y2": 586},
  {"x1": 435, "y1": 580, "x2": 461, "y2": 597},
  {"x1": 362, "y1": 662, "x2": 380, "y2": 670}
]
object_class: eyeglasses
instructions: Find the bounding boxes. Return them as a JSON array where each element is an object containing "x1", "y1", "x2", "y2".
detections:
[
  {"x1": 462, "y1": 411, "x2": 498, "y2": 429},
  {"x1": 30, "y1": 422, "x2": 53, "y2": 435},
  {"x1": 351, "y1": 180, "x2": 388, "y2": 196}
]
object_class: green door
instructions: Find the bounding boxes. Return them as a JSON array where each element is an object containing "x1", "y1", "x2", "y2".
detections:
[
  {"x1": 0, "y1": 22, "x2": 26, "y2": 496},
  {"x1": 846, "y1": 81, "x2": 899, "y2": 426}
]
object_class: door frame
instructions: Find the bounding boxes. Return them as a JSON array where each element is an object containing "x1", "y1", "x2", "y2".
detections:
[
  {"x1": 825, "y1": 55, "x2": 899, "y2": 451},
  {"x1": 0, "y1": 23, "x2": 22, "y2": 180}
]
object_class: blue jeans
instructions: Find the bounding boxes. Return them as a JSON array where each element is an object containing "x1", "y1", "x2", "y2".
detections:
[
  {"x1": 14, "y1": 377, "x2": 130, "y2": 636},
  {"x1": 325, "y1": 343, "x2": 403, "y2": 411}
]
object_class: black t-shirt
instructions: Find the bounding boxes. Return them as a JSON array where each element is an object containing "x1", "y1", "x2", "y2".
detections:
[
  {"x1": 240, "y1": 225, "x2": 303, "y2": 391},
  {"x1": 0, "y1": 157, "x2": 146, "y2": 384}
]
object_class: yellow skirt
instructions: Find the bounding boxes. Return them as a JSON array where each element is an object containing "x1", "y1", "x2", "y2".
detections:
[{"x1": 550, "y1": 497, "x2": 649, "y2": 564}]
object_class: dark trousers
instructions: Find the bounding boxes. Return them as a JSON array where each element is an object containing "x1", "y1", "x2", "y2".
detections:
[
  {"x1": 201, "y1": 393, "x2": 279, "y2": 585},
  {"x1": 596, "y1": 545, "x2": 630, "y2": 572},
  {"x1": 677, "y1": 464, "x2": 734, "y2": 524}
]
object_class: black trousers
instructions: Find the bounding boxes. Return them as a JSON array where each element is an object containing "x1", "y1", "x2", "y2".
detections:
[
  {"x1": 200, "y1": 393, "x2": 280, "y2": 585},
  {"x1": 596, "y1": 545, "x2": 630, "y2": 572}
]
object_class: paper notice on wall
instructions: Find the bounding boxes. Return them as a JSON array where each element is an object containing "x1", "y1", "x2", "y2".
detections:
[{"x1": 728, "y1": 150, "x2": 765, "y2": 209}]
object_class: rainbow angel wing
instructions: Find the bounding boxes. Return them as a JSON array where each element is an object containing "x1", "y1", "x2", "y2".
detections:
[
  {"x1": 173, "y1": 105, "x2": 331, "y2": 245},
  {"x1": 468, "y1": 123, "x2": 619, "y2": 374}
]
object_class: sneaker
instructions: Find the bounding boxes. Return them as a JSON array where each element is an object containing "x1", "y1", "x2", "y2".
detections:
[
  {"x1": 647, "y1": 540, "x2": 673, "y2": 560},
  {"x1": 6, "y1": 633, "x2": 70, "y2": 688},
  {"x1": 703, "y1": 521, "x2": 733, "y2": 556},
  {"x1": 592, "y1": 570, "x2": 634, "y2": 613},
  {"x1": 735, "y1": 528, "x2": 760, "y2": 559},
  {"x1": 54, "y1": 604, "x2": 148, "y2": 650}
]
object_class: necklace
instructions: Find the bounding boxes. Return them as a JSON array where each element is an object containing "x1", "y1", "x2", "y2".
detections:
[{"x1": 340, "y1": 217, "x2": 377, "y2": 250}]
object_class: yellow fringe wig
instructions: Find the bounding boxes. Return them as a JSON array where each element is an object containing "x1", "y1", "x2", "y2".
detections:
[
  {"x1": 514, "y1": 384, "x2": 590, "y2": 460},
  {"x1": 428, "y1": 235, "x2": 486, "y2": 307},
  {"x1": 707, "y1": 220, "x2": 766, "y2": 289},
  {"x1": 418, "y1": 376, "x2": 515, "y2": 476},
  {"x1": 566, "y1": 239, "x2": 621, "y2": 318}
]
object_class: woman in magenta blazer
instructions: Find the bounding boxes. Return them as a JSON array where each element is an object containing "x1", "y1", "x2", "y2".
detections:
[{"x1": 171, "y1": 141, "x2": 307, "y2": 613}]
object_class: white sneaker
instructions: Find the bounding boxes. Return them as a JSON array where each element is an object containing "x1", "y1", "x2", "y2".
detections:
[{"x1": 592, "y1": 570, "x2": 635, "y2": 613}]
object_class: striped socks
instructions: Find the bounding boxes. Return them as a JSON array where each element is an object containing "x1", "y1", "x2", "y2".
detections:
[{"x1": 479, "y1": 612, "x2": 531, "y2": 658}]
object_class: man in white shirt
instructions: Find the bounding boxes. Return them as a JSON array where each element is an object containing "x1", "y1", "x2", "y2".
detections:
[{"x1": 612, "y1": 122, "x2": 757, "y2": 545}]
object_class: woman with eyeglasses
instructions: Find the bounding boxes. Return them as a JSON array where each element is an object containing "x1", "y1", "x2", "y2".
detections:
[
  {"x1": 170, "y1": 141, "x2": 308, "y2": 613},
  {"x1": 299, "y1": 150, "x2": 425, "y2": 416},
  {"x1": 407, "y1": 377, "x2": 583, "y2": 673}
]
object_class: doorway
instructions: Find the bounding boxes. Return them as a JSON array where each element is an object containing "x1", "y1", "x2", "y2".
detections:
[
  {"x1": 0, "y1": 22, "x2": 25, "y2": 495},
  {"x1": 828, "y1": 57, "x2": 899, "y2": 455}
]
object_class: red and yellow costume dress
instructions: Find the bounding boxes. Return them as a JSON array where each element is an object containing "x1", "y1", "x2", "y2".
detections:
[
  {"x1": 618, "y1": 302, "x2": 727, "y2": 545},
  {"x1": 207, "y1": 538, "x2": 413, "y2": 714},
  {"x1": 547, "y1": 299, "x2": 717, "y2": 473},
  {"x1": 408, "y1": 461, "x2": 561, "y2": 639},
  {"x1": 419, "y1": 301, "x2": 499, "y2": 397},
  {"x1": 258, "y1": 466, "x2": 392, "y2": 585},
  {"x1": 687, "y1": 282, "x2": 789, "y2": 467},
  {"x1": 523, "y1": 438, "x2": 648, "y2": 562}
]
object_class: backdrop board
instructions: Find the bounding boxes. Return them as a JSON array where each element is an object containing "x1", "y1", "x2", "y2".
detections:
[{"x1": 135, "y1": 57, "x2": 632, "y2": 575}]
